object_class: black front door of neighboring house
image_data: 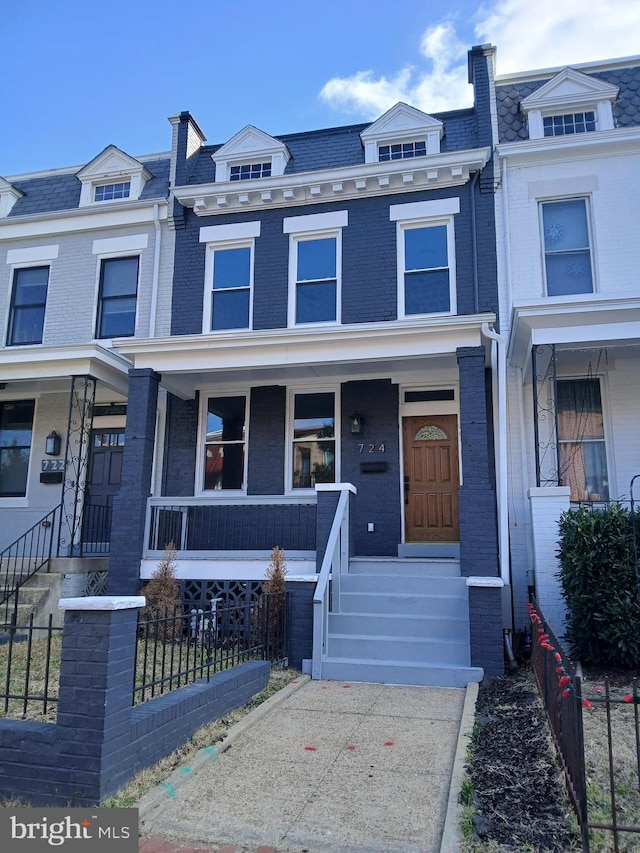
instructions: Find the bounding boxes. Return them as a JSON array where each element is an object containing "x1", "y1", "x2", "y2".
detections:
[{"x1": 82, "y1": 429, "x2": 125, "y2": 553}]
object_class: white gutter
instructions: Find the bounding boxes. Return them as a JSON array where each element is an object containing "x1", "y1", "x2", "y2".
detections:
[
  {"x1": 481, "y1": 323, "x2": 510, "y2": 588},
  {"x1": 149, "y1": 203, "x2": 162, "y2": 338}
]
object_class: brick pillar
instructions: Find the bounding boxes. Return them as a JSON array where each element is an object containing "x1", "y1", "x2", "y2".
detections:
[
  {"x1": 315, "y1": 484, "x2": 356, "y2": 570},
  {"x1": 56, "y1": 596, "x2": 144, "y2": 803},
  {"x1": 108, "y1": 368, "x2": 160, "y2": 595},
  {"x1": 529, "y1": 486, "x2": 571, "y2": 639},
  {"x1": 457, "y1": 346, "x2": 498, "y2": 578}
]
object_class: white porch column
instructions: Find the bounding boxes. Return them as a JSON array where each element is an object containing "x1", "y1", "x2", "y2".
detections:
[{"x1": 528, "y1": 486, "x2": 571, "y2": 639}]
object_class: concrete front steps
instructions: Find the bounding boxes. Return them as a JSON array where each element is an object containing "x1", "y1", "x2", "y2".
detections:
[
  {"x1": 320, "y1": 557, "x2": 483, "y2": 688},
  {"x1": 0, "y1": 569, "x2": 61, "y2": 627}
]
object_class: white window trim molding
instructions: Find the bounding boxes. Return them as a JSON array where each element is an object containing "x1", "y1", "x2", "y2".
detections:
[
  {"x1": 195, "y1": 389, "x2": 250, "y2": 497},
  {"x1": 200, "y1": 221, "x2": 260, "y2": 334},
  {"x1": 390, "y1": 198, "x2": 460, "y2": 221},
  {"x1": 395, "y1": 213, "x2": 458, "y2": 319},
  {"x1": 212, "y1": 125, "x2": 290, "y2": 183},
  {"x1": 286, "y1": 386, "x2": 340, "y2": 495},
  {"x1": 92, "y1": 234, "x2": 148, "y2": 255},
  {"x1": 360, "y1": 102, "x2": 444, "y2": 163},
  {"x1": 5, "y1": 263, "x2": 51, "y2": 347},
  {"x1": 92, "y1": 252, "x2": 142, "y2": 343},
  {"x1": 283, "y1": 210, "x2": 348, "y2": 233},
  {"x1": 287, "y1": 228, "x2": 342, "y2": 328},
  {"x1": 77, "y1": 146, "x2": 151, "y2": 208},
  {"x1": 538, "y1": 195, "x2": 596, "y2": 298},
  {"x1": 6, "y1": 245, "x2": 59, "y2": 265}
]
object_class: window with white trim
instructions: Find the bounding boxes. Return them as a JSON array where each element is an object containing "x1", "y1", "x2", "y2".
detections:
[
  {"x1": 229, "y1": 162, "x2": 271, "y2": 181},
  {"x1": 284, "y1": 210, "x2": 347, "y2": 327},
  {"x1": 202, "y1": 395, "x2": 247, "y2": 491},
  {"x1": 541, "y1": 198, "x2": 593, "y2": 296},
  {"x1": 0, "y1": 400, "x2": 34, "y2": 497},
  {"x1": 200, "y1": 221, "x2": 259, "y2": 332},
  {"x1": 94, "y1": 181, "x2": 131, "y2": 202},
  {"x1": 96, "y1": 256, "x2": 139, "y2": 338},
  {"x1": 379, "y1": 140, "x2": 427, "y2": 161},
  {"x1": 543, "y1": 111, "x2": 596, "y2": 137},
  {"x1": 557, "y1": 379, "x2": 608, "y2": 502},
  {"x1": 7, "y1": 266, "x2": 49, "y2": 345},
  {"x1": 291, "y1": 391, "x2": 335, "y2": 489}
]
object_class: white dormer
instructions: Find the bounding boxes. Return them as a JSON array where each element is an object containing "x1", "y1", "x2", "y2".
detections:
[
  {"x1": 360, "y1": 103, "x2": 444, "y2": 164},
  {"x1": 521, "y1": 67, "x2": 619, "y2": 140},
  {"x1": 0, "y1": 177, "x2": 23, "y2": 217},
  {"x1": 212, "y1": 126, "x2": 290, "y2": 182},
  {"x1": 76, "y1": 145, "x2": 152, "y2": 207}
]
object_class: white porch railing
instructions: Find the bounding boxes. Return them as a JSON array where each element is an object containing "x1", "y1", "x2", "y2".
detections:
[{"x1": 312, "y1": 484, "x2": 355, "y2": 680}]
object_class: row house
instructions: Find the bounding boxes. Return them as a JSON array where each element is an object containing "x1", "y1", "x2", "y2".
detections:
[
  {"x1": 106, "y1": 45, "x2": 506, "y2": 684},
  {"x1": 494, "y1": 54, "x2": 640, "y2": 635}
]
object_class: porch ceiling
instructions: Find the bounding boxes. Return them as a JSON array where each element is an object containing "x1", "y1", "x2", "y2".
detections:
[
  {"x1": 115, "y1": 314, "x2": 495, "y2": 399},
  {"x1": 0, "y1": 343, "x2": 132, "y2": 396},
  {"x1": 508, "y1": 296, "x2": 640, "y2": 370}
]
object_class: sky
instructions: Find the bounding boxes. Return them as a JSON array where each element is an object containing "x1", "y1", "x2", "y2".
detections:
[{"x1": 2, "y1": 0, "x2": 639, "y2": 177}]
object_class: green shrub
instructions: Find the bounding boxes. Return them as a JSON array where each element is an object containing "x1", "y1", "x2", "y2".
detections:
[{"x1": 557, "y1": 504, "x2": 640, "y2": 668}]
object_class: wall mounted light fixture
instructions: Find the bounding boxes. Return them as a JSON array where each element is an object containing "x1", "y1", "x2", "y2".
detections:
[
  {"x1": 349, "y1": 413, "x2": 364, "y2": 435},
  {"x1": 45, "y1": 430, "x2": 61, "y2": 456}
]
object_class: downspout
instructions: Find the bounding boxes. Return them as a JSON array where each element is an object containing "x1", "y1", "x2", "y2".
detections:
[
  {"x1": 482, "y1": 322, "x2": 509, "y2": 589},
  {"x1": 149, "y1": 203, "x2": 161, "y2": 338},
  {"x1": 470, "y1": 170, "x2": 480, "y2": 314}
]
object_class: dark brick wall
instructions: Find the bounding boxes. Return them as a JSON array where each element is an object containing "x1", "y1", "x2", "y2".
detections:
[
  {"x1": 469, "y1": 586, "x2": 504, "y2": 680},
  {"x1": 163, "y1": 393, "x2": 198, "y2": 496},
  {"x1": 248, "y1": 386, "x2": 286, "y2": 494},
  {"x1": 287, "y1": 580, "x2": 314, "y2": 670},
  {"x1": 0, "y1": 604, "x2": 269, "y2": 807},
  {"x1": 108, "y1": 369, "x2": 160, "y2": 595},
  {"x1": 457, "y1": 347, "x2": 498, "y2": 578},
  {"x1": 340, "y1": 380, "x2": 401, "y2": 555},
  {"x1": 315, "y1": 489, "x2": 340, "y2": 571}
]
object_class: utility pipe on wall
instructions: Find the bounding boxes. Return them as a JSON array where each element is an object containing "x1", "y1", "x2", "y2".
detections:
[{"x1": 149, "y1": 203, "x2": 162, "y2": 338}]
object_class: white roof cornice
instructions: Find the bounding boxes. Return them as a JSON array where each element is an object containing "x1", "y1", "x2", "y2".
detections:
[
  {"x1": 496, "y1": 125, "x2": 640, "y2": 162},
  {"x1": 173, "y1": 147, "x2": 491, "y2": 216}
]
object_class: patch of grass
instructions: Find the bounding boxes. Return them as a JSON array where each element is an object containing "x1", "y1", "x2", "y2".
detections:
[
  {"x1": 102, "y1": 667, "x2": 300, "y2": 808},
  {"x1": 0, "y1": 632, "x2": 62, "y2": 721}
]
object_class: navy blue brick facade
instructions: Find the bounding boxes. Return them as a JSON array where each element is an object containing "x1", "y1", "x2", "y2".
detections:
[
  {"x1": 248, "y1": 385, "x2": 286, "y2": 494},
  {"x1": 0, "y1": 604, "x2": 269, "y2": 806},
  {"x1": 163, "y1": 392, "x2": 198, "y2": 496},
  {"x1": 286, "y1": 580, "x2": 315, "y2": 669},
  {"x1": 340, "y1": 380, "x2": 401, "y2": 555},
  {"x1": 108, "y1": 369, "x2": 160, "y2": 595},
  {"x1": 469, "y1": 587, "x2": 504, "y2": 680}
]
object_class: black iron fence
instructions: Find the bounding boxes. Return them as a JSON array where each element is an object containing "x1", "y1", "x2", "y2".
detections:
[
  {"x1": 0, "y1": 614, "x2": 62, "y2": 719},
  {"x1": 133, "y1": 592, "x2": 288, "y2": 705},
  {"x1": 529, "y1": 596, "x2": 640, "y2": 852},
  {"x1": 80, "y1": 503, "x2": 112, "y2": 555}
]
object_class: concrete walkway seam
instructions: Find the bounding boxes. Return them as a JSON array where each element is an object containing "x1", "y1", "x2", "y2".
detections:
[
  {"x1": 439, "y1": 681, "x2": 479, "y2": 853},
  {"x1": 138, "y1": 674, "x2": 311, "y2": 822}
]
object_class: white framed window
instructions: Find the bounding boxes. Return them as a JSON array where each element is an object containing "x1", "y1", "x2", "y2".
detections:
[
  {"x1": 200, "y1": 221, "x2": 260, "y2": 332},
  {"x1": 0, "y1": 399, "x2": 35, "y2": 498},
  {"x1": 557, "y1": 378, "x2": 609, "y2": 502},
  {"x1": 541, "y1": 198, "x2": 594, "y2": 296},
  {"x1": 543, "y1": 111, "x2": 596, "y2": 137},
  {"x1": 289, "y1": 390, "x2": 337, "y2": 491},
  {"x1": 379, "y1": 140, "x2": 427, "y2": 161},
  {"x1": 284, "y1": 211, "x2": 347, "y2": 327},
  {"x1": 96, "y1": 256, "x2": 139, "y2": 339},
  {"x1": 229, "y1": 162, "x2": 272, "y2": 181},
  {"x1": 392, "y1": 198, "x2": 458, "y2": 318},
  {"x1": 199, "y1": 394, "x2": 248, "y2": 493},
  {"x1": 94, "y1": 181, "x2": 131, "y2": 202},
  {"x1": 7, "y1": 266, "x2": 49, "y2": 345}
]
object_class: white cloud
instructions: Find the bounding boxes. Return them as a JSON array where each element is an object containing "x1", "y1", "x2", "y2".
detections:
[{"x1": 319, "y1": 0, "x2": 640, "y2": 120}]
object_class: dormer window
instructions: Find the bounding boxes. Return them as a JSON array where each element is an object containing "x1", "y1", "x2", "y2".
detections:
[
  {"x1": 379, "y1": 141, "x2": 427, "y2": 162},
  {"x1": 543, "y1": 111, "x2": 596, "y2": 137},
  {"x1": 229, "y1": 162, "x2": 272, "y2": 181},
  {"x1": 94, "y1": 181, "x2": 131, "y2": 202},
  {"x1": 76, "y1": 146, "x2": 150, "y2": 207}
]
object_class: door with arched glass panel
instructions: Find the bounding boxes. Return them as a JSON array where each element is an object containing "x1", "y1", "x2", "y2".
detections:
[{"x1": 402, "y1": 415, "x2": 459, "y2": 542}]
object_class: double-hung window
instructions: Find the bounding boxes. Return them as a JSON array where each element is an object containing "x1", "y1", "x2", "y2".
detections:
[
  {"x1": 291, "y1": 392, "x2": 336, "y2": 489},
  {"x1": 96, "y1": 256, "x2": 139, "y2": 338},
  {"x1": 0, "y1": 400, "x2": 35, "y2": 497},
  {"x1": 202, "y1": 395, "x2": 247, "y2": 491},
  {"x1": 200, "y1": 221, "x2": 259, "y2": 332},
  {"x1": 391, "y1": 198, "x2": 458, "y2": 317},
  {"x1": 284, "y1": 211, "x2": 347, "y2": 327},
  {"x1": 557, "y1": 379, "x2": 608, "y2": 502},
  {"x1": 541, "y1": 199, "x2": 593, "y2": 296},
  {"x1": 7, "y1": 267, "x2": 49, "y2": 345}
]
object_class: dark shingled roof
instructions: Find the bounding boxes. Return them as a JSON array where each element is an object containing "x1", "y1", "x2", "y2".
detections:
[
  {"x1": 496, "y1": 63, "x2": 640, "y2": 143},
  {"x1": 182, "y1": 108, "x2": 479, "y2": 187},
  {"x1": 7, "y1": 157, "x2": 170, "y2": 217}
]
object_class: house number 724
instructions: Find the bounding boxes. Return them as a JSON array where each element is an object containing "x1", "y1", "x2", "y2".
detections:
[{"x1": 358, "y1": 444, "x2": 385, "y2": 453}]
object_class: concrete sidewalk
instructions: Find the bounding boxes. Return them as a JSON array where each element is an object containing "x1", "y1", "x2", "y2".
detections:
[{"x1": 139, "y1": 677, "x2": 473, "y2": 852}]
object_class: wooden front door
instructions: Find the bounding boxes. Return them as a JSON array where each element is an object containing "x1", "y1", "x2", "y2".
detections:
[
  {"x1": 82, "y1": 429, "x2": 125, "y2": 549},
  {"x1": 402, "y1": 414, "x2": 459, "y2": 542}
]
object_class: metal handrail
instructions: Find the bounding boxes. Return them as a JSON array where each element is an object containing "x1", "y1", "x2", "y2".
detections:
[
  {"x1": 312, "y1": 488, "x2": 351, "y2": 679},
  {"x1": 0, "y1": 504, "x2": 62, "y2": 627}
]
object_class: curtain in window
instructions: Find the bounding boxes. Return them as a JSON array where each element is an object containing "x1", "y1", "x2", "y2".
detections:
[{"x1": 557, "y1": 379, "x2": 608, "y2": 501}]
